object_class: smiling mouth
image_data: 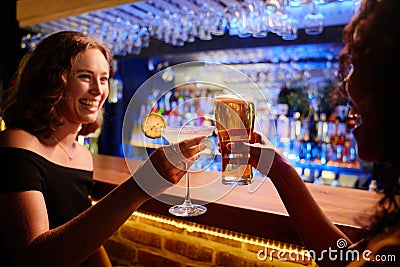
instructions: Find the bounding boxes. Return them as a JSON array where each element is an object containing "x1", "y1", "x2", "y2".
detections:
[
  {"x1": 79, "y1": 99, "x2": 99, "y2": 109},
  {"x1": 348, "y1": 114, "x2": 363, "y2": 130}
]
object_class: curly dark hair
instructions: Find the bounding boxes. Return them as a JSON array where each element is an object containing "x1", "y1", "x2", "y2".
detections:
[
  {"x1": 338, "y1": 0, "x2": 400, "y2": 243},
  {"x1": 1, "y1": 31, "x2": 113, "y2": 138}
]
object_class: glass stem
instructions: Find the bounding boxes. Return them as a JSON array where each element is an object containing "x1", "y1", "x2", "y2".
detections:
[
  {"x1": 183, "y1": 162, "x2": 192, "y2": 207},
  {"x1": 312, "y1": 0, "x2": 317, "y2": 14}
]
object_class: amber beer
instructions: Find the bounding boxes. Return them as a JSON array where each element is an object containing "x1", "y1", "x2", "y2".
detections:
[{"x1": 214, "y1": 95, "x2": 255, "y2": 185}]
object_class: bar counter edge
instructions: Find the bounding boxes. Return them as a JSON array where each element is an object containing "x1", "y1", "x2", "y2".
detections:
[{"x1": 91, "y1": 154, "x2": 381, "y2": 246}]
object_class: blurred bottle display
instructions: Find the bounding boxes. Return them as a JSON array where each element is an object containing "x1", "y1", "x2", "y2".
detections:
[
  {"x1": 135, "y1": 82, "x2": 359, "y2": 166},
  {"x1": 280, "y1": 105, "x2": 358, "y2": 166},
  {"x1": 128, "y1": 76, "x2": 368, "y2": 188},
  {"x1": 274, "y1": 77, "x2": 358, "y2": 166},
  {"x1": 144, "y1": 85, "x2": 217, "y2": 129}
]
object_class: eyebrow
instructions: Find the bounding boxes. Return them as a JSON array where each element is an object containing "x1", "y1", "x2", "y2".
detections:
[
  {"x1": 75, "y1": 69, "x2": 109, "y2": 75},
  {"x1": 75, "y1": 69, "x2": 92, "y2": 73}
]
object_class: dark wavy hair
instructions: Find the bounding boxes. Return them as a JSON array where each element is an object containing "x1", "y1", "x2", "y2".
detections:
[
  {"x1": 338, "y1": 0, "x2": 400, "y2": 243},
  {"x1": 2, "y1": 31, "x2": 113, "y2": 138}
]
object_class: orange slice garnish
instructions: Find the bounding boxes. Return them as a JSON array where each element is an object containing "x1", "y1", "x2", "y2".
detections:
[{"x1": 141, "y1": 112, "x2": 166, "y2": 139}]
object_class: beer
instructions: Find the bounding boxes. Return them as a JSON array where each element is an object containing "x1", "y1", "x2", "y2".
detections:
[{"x1": 214, "y1": 95, "x2": 255, "y2": 185}]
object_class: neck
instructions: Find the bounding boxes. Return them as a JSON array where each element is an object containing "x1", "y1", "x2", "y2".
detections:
[
  {"x1": 53, "y1": 127, "x2": 79, "y2": 161},
  {"x1": 54, "y1": 124, "x2": 81, "y2": 144}
]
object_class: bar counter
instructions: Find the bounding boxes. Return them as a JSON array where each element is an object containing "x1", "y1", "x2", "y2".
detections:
[{"x1": 92, "y1": 154, "x2": 381, "y2": 246}]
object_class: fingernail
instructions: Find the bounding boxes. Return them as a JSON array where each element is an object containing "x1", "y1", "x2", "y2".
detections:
[{"x1": 200, "y1": 143, "x2": 207, "y2": 150}]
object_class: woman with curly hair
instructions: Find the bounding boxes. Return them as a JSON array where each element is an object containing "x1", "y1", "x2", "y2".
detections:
[
  {"x1": 0, "y1": 31, "x2": 206, "y2": 266},
  {"x1": 233, "y1": 0, "x2": 399, "y2": 266}
]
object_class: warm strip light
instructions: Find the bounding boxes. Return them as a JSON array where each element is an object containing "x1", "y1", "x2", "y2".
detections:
[
  {"x1": 132, "y1": 210, "x2": 312, "y2": 261},
  {"x1": 91, "y1": 201, "x2": 314, "y2": 265}
]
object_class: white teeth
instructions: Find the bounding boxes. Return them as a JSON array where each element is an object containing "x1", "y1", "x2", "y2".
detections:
[
  {"x1": 353, "y1": 114, "x2": 363, "y2": 128},
  {"x1": 347, "y1": 114, "x2": 362, "y2": 130},
  {"x1": 80, "y1": 99, "x2": 99, "y2": 108},
  {"x1": 355, "y1": 114, "x2": 362, "y2": 127}
]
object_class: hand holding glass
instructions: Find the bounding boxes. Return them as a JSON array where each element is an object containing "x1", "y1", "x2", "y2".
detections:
[
  {"x1": 214, "y1": 95, "x2": 255, "y2": 185},
  {"x1": 162, "y1": 125, "x2": 215, "y2": 217}
]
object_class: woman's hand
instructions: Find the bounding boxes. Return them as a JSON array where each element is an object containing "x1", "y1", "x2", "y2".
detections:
[
  {"x1": 132, "y1": 136, "x2": 207, "y2": 197},
  {"x1": 219, "y1": 131, "x2": 277, "y2": 177}
]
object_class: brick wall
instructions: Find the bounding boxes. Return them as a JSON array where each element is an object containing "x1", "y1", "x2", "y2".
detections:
[{"x1": 104, "y1": 211, "x2": 316, "y2": 267}]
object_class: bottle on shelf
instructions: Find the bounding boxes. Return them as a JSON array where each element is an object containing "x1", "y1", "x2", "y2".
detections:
[
  {"x1": 309, "y1": 107, "x2": 320, "y2": 160},
  {"x1": 317, "y1": 113, "x2": 329, "y2": 164},
  {"x1": 327, "y1": 112, "x2": 338, "y2": 162},
  {"x1": 289, "y1": 111, "x2": 302, "y2": 162},
  {"x1": 276, "y1": 104, "x2": 290, "y2": 157},
  {"x1": 298, "y1": 108, "x2": 319, "y2": 161},
  {"x1": 335, "y1": 121, "x2": 347, "y2": 163},
  {"x1": 108, "y1": 59, "x2": 123, "y2": 104}
]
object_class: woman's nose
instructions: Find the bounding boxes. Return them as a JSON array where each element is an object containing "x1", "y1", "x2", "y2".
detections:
[{"x1": 90, "y1": 80, "x2": 103, "y2": 95}]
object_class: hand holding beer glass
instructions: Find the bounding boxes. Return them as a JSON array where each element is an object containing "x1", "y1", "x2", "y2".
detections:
[{"x1": 214, "y1": 95, "x2": 255, "y2": 185}]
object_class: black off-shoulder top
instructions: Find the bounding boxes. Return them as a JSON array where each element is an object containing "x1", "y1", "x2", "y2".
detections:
[{"x1": 0, "y1": 147, "x2": 95, "y2": 228}]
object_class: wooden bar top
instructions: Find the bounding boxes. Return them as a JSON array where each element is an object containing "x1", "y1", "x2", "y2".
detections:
[{"x1": 92, "y1": 154, "x2": 381, "y2": 245}]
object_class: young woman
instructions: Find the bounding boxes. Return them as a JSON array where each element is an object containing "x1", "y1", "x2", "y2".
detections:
[
  {"x1": 0, "y1": 31, "x2": 206, "y2": 267},
  {"x1": 236, "y1": 0, "x2": 400, "y2": 266}
]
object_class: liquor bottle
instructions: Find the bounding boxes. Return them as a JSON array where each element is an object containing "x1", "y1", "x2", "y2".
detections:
[
  {"x1": 317, "y1": 113, "x2": 329, "y2": 164},
  {"x1": 308, "y1": 108, "x2": 320, "y2": 160},
  {"x1": 290, "y1": 112, "x2": 302, "y2": 162},
  {"x1": 157, "y1": 96, "x2": 165, "y2": 115},
  {"x1": 108, "y1": 59, "x2": 123, "y2": 104},
  {"x1": 336, "y1": 121, "x2": 347, "y2": 162},
  {"x1": 346, "y1": 113, "x2": 358, "y2": 164},
  {"x1": 276, "y1": 104, "x2": 290, "y2": 157},
  {"x1": 327, "y1": 113, "x2": 338, "y2": 162},
  {"x1": 167, "y1": 101, "x2": 179, "y2": 127},
  {"x1": 163, "y1": 91, "x2": 173, "y2": 115},
  {"x1": 300, "y1": 108, "x2": 319, "y2": 161}
]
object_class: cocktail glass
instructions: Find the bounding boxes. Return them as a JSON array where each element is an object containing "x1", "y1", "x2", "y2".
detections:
[{"x1": 162, "y1": 125, "x2": 215, "y2": 217}]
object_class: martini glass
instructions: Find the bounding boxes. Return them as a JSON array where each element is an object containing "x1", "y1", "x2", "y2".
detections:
[{"x1": 162, "y1": 125, "x2": 215, "y2": 217}]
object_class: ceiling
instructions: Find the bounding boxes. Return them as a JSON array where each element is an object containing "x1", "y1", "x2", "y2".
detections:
[{"x1": 19, "y1": 0, "x2": 357, "y2": 58}]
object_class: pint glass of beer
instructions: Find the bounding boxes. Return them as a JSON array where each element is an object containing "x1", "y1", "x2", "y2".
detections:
[{"x1": 214, "y1": 95, "x2": 255, "y2": 185}]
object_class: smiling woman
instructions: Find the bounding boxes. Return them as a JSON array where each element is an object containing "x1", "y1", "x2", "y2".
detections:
[
  {"x1": 62, "y1": 48, "x2": 110, "y2": 127},
  {"x1": 0, "y1": 31, "x2": 207, "y2": 267}
]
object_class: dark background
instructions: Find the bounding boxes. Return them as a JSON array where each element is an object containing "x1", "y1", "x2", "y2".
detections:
[{"x1": 0, "y1": 0, "x2": 32, "y2": 94}]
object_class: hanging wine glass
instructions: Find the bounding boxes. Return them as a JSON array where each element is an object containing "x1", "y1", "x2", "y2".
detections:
[
  {"x1": 249, "y1": 0, "x2": 268, "y2": 38},
  {"x1": 281, "y1": 15, "x2": 298, "y2": 41},
  {"x1": 236, "y1": 0, "x2": 252, "y2": 38},
  {"x1": 225, "y1": 2, "x2": 240, "y2": 36},
  {"x1": 303, "y1": 0, "x2": 324, "y2": 35},
  {"x1": 270, "y1": 0, "x2": 290, "y2": 37}
]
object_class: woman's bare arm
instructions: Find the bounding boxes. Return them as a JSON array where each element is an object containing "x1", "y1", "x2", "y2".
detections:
[{"x1": 0, "y1": 136, "x2": 206, "y2": 267}]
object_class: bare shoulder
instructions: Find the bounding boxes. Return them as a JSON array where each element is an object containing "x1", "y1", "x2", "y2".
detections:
[
  {"x1": 0, "y1": 129, "x2": 94, "y2": 170},
  {"x1": 0, "y1": 128, "x2": 39, "y2": 148},
  {"x1": 75, "y1": 142, "x2": 94, "y2": 169}
]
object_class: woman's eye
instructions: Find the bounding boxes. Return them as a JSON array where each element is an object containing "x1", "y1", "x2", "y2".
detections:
[{"x1": 79, "y1": 74, "x2": 91, "y2": 80}]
